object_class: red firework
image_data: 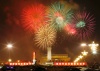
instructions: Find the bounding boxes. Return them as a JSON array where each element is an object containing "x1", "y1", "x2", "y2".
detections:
[
  {"x1": 21, "y1": 3, "x2": 47, "y2": 33},
  {"x1": 64, "y1": 23, "x2": 76, "y2": 35}
]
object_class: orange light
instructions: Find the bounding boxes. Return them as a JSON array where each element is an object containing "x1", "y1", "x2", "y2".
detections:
[
  {"x1": 53, "y1": 62, "x2": 87, "y2": 66},
  {"x1": 71, "y1": 63, "x2": 73, "y2": 65},
  {"x1": 65, "y1": 63, "x2": 67, "y2": 65}
]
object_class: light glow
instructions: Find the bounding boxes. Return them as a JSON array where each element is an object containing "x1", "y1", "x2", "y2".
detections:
[
  {"x1": 54, "y1": 62, "x2": 87, "y2": 66},
  {"x1": 88, "y1": 41, "x2": 99, "y2": 54},
  {"x1": 7, "y1": 44, "x2": 13, "y2": 49}
]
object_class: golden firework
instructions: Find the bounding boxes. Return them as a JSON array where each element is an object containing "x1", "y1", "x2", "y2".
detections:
[{"x1": 35, "y1": 24, "x2": 56, "y2": 50}]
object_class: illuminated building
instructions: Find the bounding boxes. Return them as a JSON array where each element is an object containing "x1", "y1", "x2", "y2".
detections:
[{"x1": 40, "y1": 54, "x2": 70, "y2": 64}]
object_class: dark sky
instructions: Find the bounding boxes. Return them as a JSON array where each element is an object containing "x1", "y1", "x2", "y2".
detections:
[{"x1": 0, "y1": 0, "x2": 100, "y2": 62}]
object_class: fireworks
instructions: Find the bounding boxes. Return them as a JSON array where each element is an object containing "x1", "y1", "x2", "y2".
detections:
[
  {"x1": 35, "y1": 24, "x2": 56, "y2": 49},
  {"x1": 20, "y1": 1, "x2": 96, "y2": 46},
  {"x1": 47, "y1": 1, "x2": 73, "y2": 30},
  {"x1": 64, "y1": 23, "x2": 76, "y2": 35},
  {"x1": 71, "y1": 11, "x2": 95, "y2": 40},
  {"x1": 64, "y1": 23, "x2": 76, "y2": 40},
  {"x1": 21, "y1": 3, "x2": 47, "y2": 33}
]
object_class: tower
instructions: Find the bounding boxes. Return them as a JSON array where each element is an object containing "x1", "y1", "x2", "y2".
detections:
[
  {"x1": 33, "y1": 52, "x2": 36, "y2": 64},
  {"x1": 47, "y1": 47, "x2": 52, "y2": 61}
]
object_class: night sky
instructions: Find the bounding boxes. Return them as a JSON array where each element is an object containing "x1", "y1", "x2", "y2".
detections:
[{"x1": 0, "y1": 0, "x2": 100, "y2": 62}]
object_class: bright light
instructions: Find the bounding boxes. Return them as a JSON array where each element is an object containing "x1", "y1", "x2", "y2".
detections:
[
  {"x1": 81, "y1": 43, "x2": 86, "y2": 47},
  {"x1": 78, "y1": 55, "x2": 83, "y2": 59},
  {"x1": 7, "y1": 44, "x2": 13, "y2": 49},
  {"x1": 8, "y1": 59, "x2": 12, "y2": 62},
  {"x1": 74, "y1": 58, "x2": 80, "y2": 62},
  {"x1": 92, "y1": 51, "x2": 97, "y2": 54},
  {"x1": 81, "y1": 50, "x2": 88, "y2": 56},
  {"x1": 53, "y1": 62, "x2": 87, "y2": 66},
  {"x1": 88, "y1": 41, "x2": 99, "y2": 54},
  {"x1": 17, "y1": 60, "x2": 20, "y2": 63},
  {"x1": 7, "y1": 43, "x2": 13, "y2": 62}
]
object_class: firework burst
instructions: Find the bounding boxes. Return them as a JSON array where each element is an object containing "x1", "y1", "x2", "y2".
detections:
[
  {"x1": 35, "y1": 24, "x2": 56, "y2": 50},
  {"x1": 21, "y1": 3, "x2": 47, "y2": 33},
  {"x1": 72, "y1": 11, "x2": 95, "y2": 40},
  {"x1": 64, "y1": 23, "x2": 76, "y2": 35},
  {"x1": 63, "y1": 23, "x2": 76, "y2": 40},
  {"x1": 47, "y1": 1, "x2": 73, "y2": 30}
]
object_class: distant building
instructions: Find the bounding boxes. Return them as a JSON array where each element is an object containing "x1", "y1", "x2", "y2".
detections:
[{"x1": 40, "y1": 54, "x2": 70, "y2": 64}]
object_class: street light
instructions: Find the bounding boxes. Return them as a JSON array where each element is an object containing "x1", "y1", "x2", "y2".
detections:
[
  {"x1": 81, "y1": 43, "x2": 87, "y2": 50},
  {"x1": 88, "y1": 41, "x2": 99, "y2": 54},
  {"x1": 7, "y1": 43, "x2": 13, "y2": 62},
  {"x1": 81, "y1": 43, "x2": 87, "y2": 47},
  {"x1": 88, "y1": 41, "x2": 99, "y2": 64},
  {"x1": 7, "y1": 44, "x2": 13, "y2": 48}
]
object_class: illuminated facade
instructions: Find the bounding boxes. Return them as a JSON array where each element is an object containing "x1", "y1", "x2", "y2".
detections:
[{"x1": 40, "y1": 54, "x2": 70, "y2": 64}]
